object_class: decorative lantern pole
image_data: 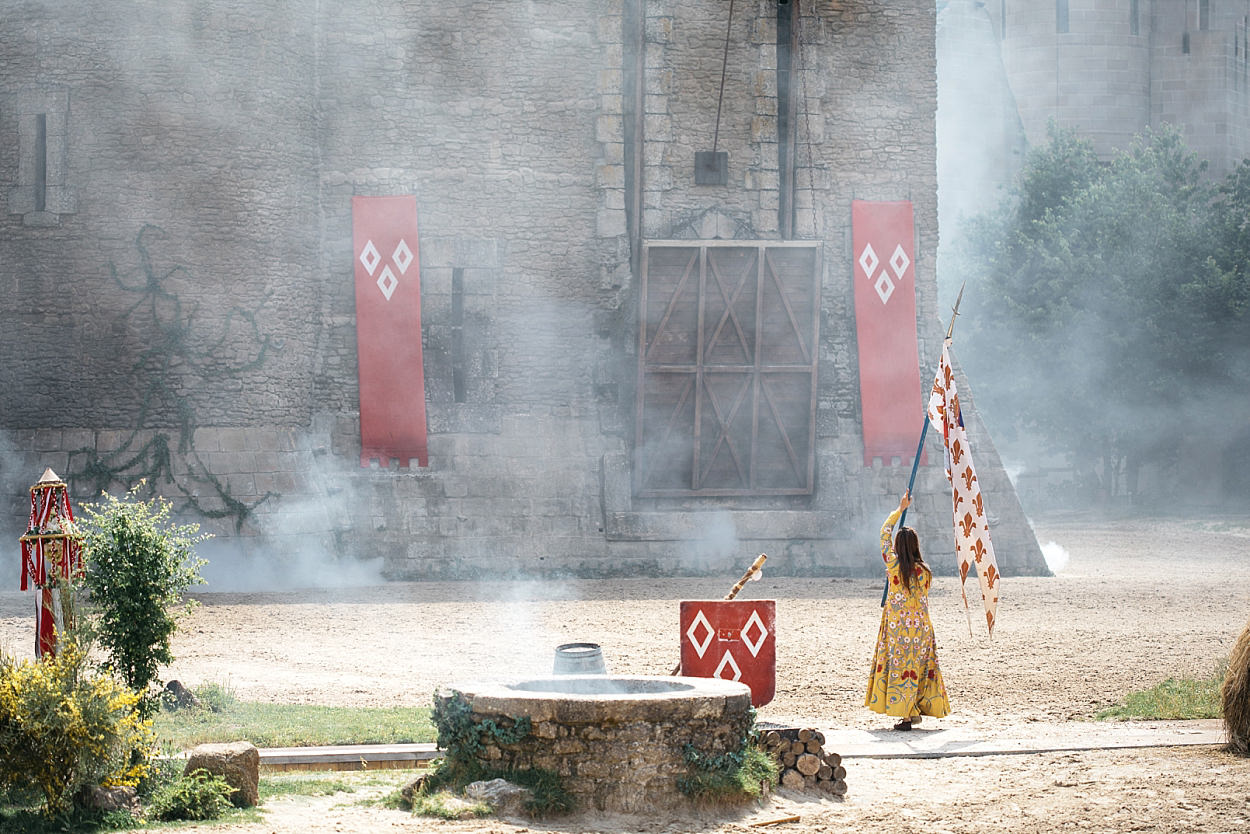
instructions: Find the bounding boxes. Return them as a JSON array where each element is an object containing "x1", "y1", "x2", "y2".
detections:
[{"x1": 18, "y1": 468, "x2": 84, "y2": 658}]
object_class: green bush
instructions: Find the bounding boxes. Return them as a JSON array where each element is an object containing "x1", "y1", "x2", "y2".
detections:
[
  {"x1": 79, "y1": 483, "x2": 209, "y2": 712},
  {"x1": 148, "y1": 768, "x2": 236, "y2": 821},
  {"x1": 0, "y1": 642, "x2": 152, "y2": 815},
  {"x1": 136, "y1": 755, "x2": 184, "y2": 802},
  {"x1": 424, "y1": 692, "x2": 570, "y2": 816},
  {"x1": 189, "y1": 681, "x2": 238, "y2": 713},
  {"x1": 676, "y1": 741, "x2": 778, "y2": 803}
]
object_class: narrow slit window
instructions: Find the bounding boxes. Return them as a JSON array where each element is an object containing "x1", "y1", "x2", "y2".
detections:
[
  {"x1": 1057, "y1": 0, "x2": 1069, "y2": 34},
  {"x1": 1130, "y1": 0, "x2": 1139, "y2": 36},
  {"x1": 451, "y1": 267, "x2": 467, "y2": 404},
  {"x1": 33, "y1": 114, "x2": 47, "y2": 212},
  {"x1": 1200, "y1": 0, "x2": 1211, "y2": 31}
]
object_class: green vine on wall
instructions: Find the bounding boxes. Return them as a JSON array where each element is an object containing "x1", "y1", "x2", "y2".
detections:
[
  {"x1": 676, "y1": 709, "x2": 778, "y2": 803},
  {"x1": 65, "y1": 224, "x2": 277, "y2": 531},
  {"x1": 426, "y1": 692, "x2": 570, "y2": 816}
]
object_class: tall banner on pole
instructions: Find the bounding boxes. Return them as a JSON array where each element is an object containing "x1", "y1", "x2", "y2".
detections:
[
  {"x1": 927, "y1": 342, "x2": 1000, "y2": 635},
  {"x1": 851, "y1": 200, "x2": 926, "y2": 467},
  {"x1": 352, "y1": 196, "x2": 428, "y2": 468}
]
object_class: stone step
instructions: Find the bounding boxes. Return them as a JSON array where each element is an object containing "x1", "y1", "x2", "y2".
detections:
[{"x1": 247, "y1": 743, "x2": 440, "y2": 772}]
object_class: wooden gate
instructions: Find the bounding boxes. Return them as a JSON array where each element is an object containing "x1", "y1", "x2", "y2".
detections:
[{"x1": 636, "y1": 241, "x2": 821, "y2": 497}]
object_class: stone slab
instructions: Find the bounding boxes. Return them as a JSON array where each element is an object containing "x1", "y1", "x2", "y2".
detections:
[{"x1": 820, "y1": 719, "x2": 1225, "y2": 760}]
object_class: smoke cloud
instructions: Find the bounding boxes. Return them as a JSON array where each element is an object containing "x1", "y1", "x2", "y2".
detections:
[{"x1": 1040, "y1": 541, "x2": 1070, "y2": 574}]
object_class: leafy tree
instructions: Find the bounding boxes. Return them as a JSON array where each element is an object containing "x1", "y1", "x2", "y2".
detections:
[
  {"x1": 79, "y1": 484, "x2": 209, "y2": 711},
  {"x1": 958, "y1": 124, "x2": 1250, "y2": 500}
]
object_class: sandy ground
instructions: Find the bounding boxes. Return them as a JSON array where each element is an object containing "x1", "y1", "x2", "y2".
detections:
[{"x1": 3, "y1": 512, "x2": 1250, "y2": 832}]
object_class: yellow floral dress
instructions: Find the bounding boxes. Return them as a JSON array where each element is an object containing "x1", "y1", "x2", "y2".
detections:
[{"x1": 864, "y1": 508, "x2": 951, "y2": 719}]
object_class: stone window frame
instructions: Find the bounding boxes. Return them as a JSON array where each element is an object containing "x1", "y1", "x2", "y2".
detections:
[{"x1": 6, "y1": 87, "x2": 76, "y2": 226}]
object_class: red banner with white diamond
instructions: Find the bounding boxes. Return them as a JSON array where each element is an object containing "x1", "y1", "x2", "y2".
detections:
[
  {"x1": 680, "y1": 600, "x2": 775, "y2": 707},
  {"x1": 353, "y1": 195, "x2": 428, "y2": 467},
  {"x1": 851, "y1": 200, "x2": 925, "y2": 467}
]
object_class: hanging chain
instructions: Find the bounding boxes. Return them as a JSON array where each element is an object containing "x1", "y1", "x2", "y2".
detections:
[{"x1": 712, "y1": 0, "x2": 737, "y2": 152}]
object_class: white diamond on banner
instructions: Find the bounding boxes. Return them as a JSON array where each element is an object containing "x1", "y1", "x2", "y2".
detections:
[
  {"x1": 889, "y1": 244, "x2": 911, "y2": 279},
  {"x1": 741, "y1": 609, "x2": 768, "y2": 657},
  {"x1": 393, "y1": 239, "x2": 413, "y2": 274},
  {"x1": 686, "y1": 609, "x2": 715, "y2": 658},
  {"x1": 858, "y1": 243, "x2": 879, "y2": 280},
  {"x1": 376, "y1": 265, "x2": 399, "y2": 301},
  {"x1": 359, "y1": 240, "x2": 381, "y2": 276},
  {"x1": 874, "y1": 272, "x2": 895, "y2": 304},
  {"x1": 714, "y1": 650, "x2": 742, "y2": 682}
]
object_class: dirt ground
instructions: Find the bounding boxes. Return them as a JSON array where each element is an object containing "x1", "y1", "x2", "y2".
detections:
[{"x1": 3, "y1": 512, "x2": 1250, "y2": 832}]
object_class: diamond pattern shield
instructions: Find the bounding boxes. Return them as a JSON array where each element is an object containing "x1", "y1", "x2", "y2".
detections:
[{"x1": 680, "y1": 600, "x2": 775, "y2": 707}]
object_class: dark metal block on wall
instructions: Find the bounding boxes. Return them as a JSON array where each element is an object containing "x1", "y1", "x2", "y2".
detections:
[{"x1": 694, "y1": 151, "x2": 728, "y2": 185}]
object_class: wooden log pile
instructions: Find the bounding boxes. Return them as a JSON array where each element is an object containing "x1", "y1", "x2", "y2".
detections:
[{"x1": 759, "y1": 727, "x2": 846, "y2": 796}]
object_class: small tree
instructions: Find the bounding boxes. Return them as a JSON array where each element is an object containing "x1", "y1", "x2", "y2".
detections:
[{"x1": 79, "y1": 483, "x2": 209, "y2": 711}]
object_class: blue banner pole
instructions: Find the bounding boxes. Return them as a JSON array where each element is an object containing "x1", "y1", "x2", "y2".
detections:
[
  {"x1": 881, "y1": 420, "x2": 929, "y2": 607},
  {"x1": 876, "y1": 281, "x2": 964, "y2": 608}
]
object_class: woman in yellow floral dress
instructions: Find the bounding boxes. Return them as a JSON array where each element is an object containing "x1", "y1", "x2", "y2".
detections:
[{"x1": 865, "y1": 490, "x2": 950, "y2": 730}]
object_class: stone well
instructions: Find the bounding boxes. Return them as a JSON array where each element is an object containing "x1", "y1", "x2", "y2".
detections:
[{"x1": 436, "y1": 675, "x2": 754, "y2": 813}]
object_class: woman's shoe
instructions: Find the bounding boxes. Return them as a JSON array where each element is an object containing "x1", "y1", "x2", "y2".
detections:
[{"x1": 892, "y1": 720, "x2": 913, "y2": 731}]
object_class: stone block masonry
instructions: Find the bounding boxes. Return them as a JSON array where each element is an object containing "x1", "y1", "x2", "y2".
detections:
[
  {"x1": 437, "y1": 676, "x2": 754, "y2": 813},
  {"x1": 0, "y1": 0, "x2": 1047, "y2": 582}
]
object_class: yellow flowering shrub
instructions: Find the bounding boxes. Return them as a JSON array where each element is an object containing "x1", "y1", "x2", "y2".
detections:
[{"x1": 0, "y1": 643, "x2": 153, "y2": 815}]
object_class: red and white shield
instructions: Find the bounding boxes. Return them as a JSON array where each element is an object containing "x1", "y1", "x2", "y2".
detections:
[{"x1": 679, "y1": 600, "x2": 775, "y2": 707}]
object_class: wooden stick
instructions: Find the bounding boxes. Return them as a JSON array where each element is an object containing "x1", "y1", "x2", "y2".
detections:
[
  {"x1": 723, "y1": 553, "x2": 768, "y2": 601},
  {"x1": 750, "y1": 815, "x2": 801, "y2": 827},
  {"x1": 671, "y1": 554, "x2": 768, "y2": 674}
]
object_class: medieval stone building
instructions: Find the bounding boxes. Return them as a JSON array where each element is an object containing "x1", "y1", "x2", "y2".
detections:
[
  {"x1": 996, "y1": 0, "x2": 1250, "y2": 175},
  {"x1": 1, "y1": 0, "x2": 1045, "y2": 582},
  {"x1": 939, "y1": 0, "x2": 1250, "y2": 244}
]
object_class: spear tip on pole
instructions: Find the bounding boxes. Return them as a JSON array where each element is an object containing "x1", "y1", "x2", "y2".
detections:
[{"x1": 946, "y1": 280, "x2": 967, "y2": 341}]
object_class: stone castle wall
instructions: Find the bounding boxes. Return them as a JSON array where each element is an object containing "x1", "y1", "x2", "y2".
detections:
[
  {"x1": 0, "y1": 0, "x2": 1047, "y2": 582},
  {"x1": 988, "y1": 0, "x2": 1250, "y2": 176}
]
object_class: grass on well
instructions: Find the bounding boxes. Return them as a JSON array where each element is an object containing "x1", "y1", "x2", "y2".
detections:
[
  {"x1": 1096, "y1": 662, "x2": 1226, "y2": 721},
  {"x1": 152, "y1": 682, "x2": 437, "y2": 750}
]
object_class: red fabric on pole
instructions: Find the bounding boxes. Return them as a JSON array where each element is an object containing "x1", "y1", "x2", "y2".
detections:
[
  {"x1": 36, "y1": 588, "x2": 56, "y2": 659},
  {"x1": 679, "y1": 600, "x2": 775, "y2": 707},
  {"x1": 352, "y1": 196, "x2": 429, "y2": 468},
  {"x1": 851, "y1": 200, "x2": 926, "y2": 467}
]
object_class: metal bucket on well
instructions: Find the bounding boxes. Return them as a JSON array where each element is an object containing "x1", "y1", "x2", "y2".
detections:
[{"x1": 553, "y1": 642, "x2": 607, "y2": 675}]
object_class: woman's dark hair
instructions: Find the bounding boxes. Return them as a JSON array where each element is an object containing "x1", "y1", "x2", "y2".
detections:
[{"x1": 895, "y1": 526, "x2": 925, "y2": 591}]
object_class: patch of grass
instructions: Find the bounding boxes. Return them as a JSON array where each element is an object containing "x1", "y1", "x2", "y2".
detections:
[
  {"x1": 152, "y1": 684, "x2": 436, "y2": 749},
  {"x1": 677, "y1": 742, "x2": 779, "y2": 805},
  {"x1": 0, "y1": 805, "x2": 140, "y2": 833},
  {"x1": 256, "y1": 771, "x2": 417, "y2": 813},
  {"x1": 362, "y1": 788, "x2": 410, "y2": 810},
  {"x1": 410, "y1": 790, "x2": 492, "y2": 820},
  {"x1": 1097, "y1": 662, "x2": 1227, "y2": 720},
  {"x1": 260, "y1": 773, "x2": 359, "y2": 800}
]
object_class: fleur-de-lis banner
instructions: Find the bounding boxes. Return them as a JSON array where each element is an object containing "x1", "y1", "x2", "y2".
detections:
[
  {"x1": 927, "y1": 341, "x2": 1000, "y2": 635},
  {"x1": 352, "y1": 196, "x2": 428, "y2": 467}
]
